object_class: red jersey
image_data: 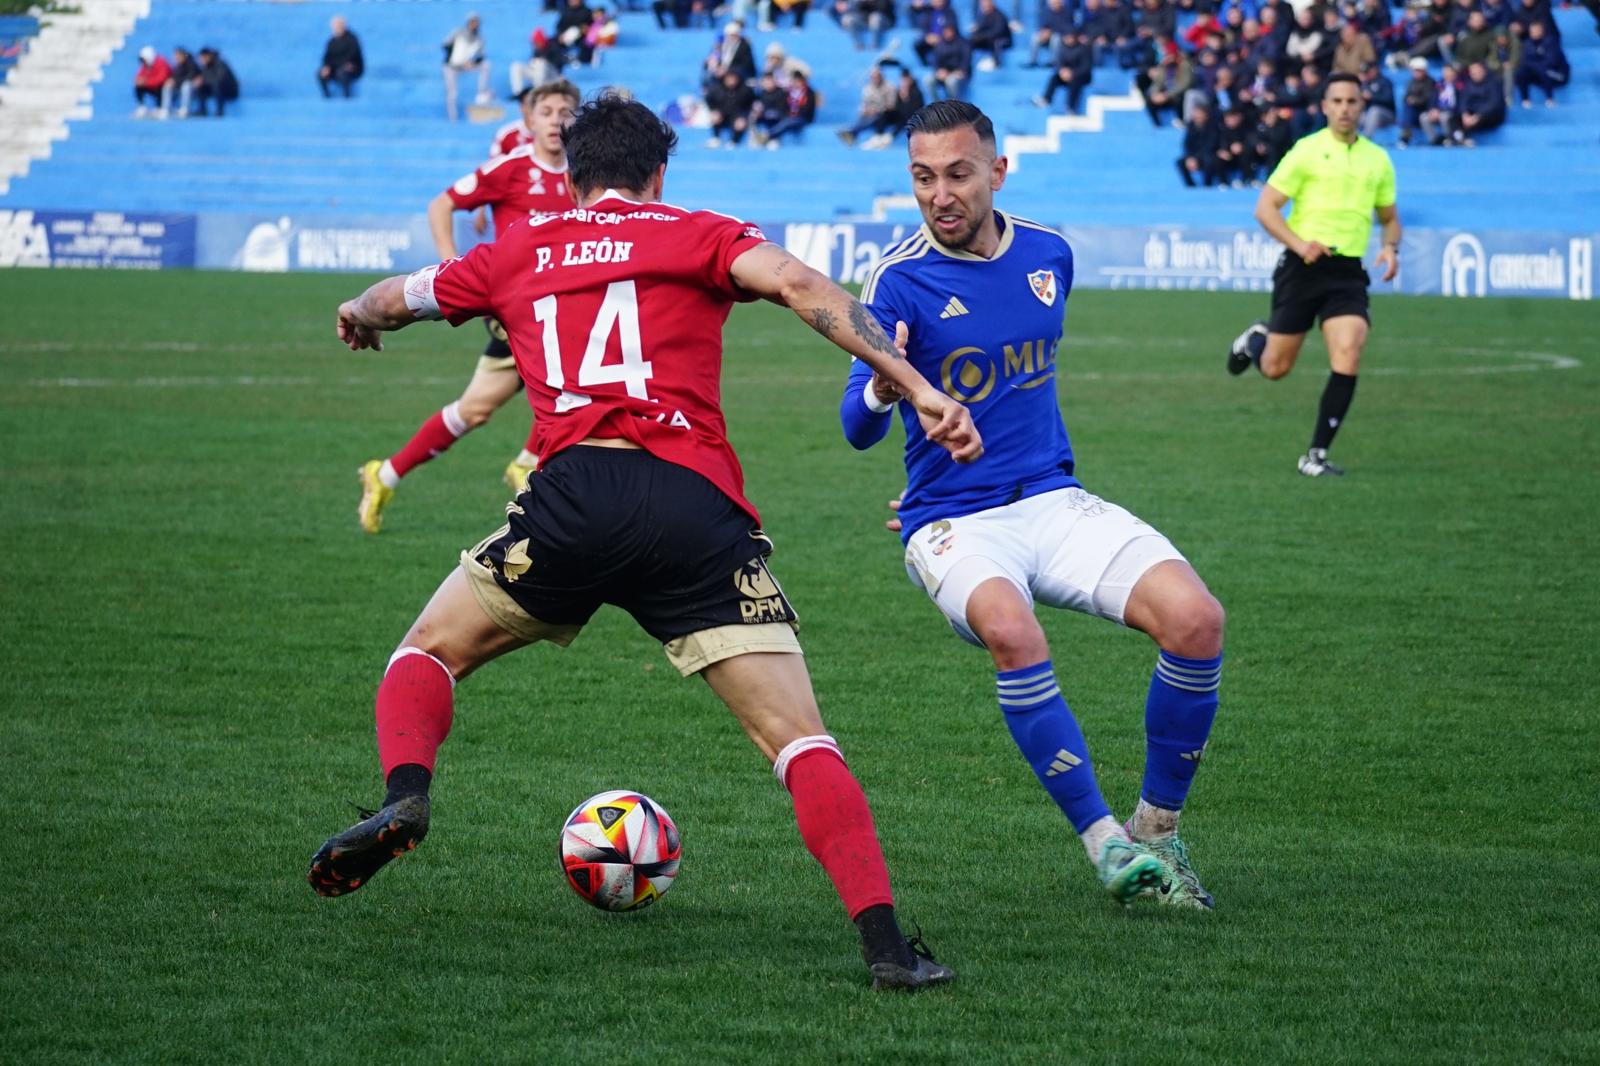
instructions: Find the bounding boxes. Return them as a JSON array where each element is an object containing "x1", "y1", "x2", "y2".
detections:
[
  {"x1": 444, "y1": 145, "x2": 574, "y2": 240},
  {"x1": 406, "y1": 195, "x2": 769, "y2": 520},
  {"x1": 489, "y1": 120, "x2": 535, "y2": 158}
]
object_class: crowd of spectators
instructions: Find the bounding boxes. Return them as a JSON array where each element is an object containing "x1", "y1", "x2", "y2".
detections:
[
  {"x1": 132, "y1": 44, "x2": 238, "y2": 118},
  {"x1": 700, "y1": 21, "x2": 823, "y2": 145},
  {"x1": 1141, "y1": 0, "x2": 1576, "y2": 186}
]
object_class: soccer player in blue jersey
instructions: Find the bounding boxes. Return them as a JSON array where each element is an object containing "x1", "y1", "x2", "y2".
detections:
[{"x1": 840, "y1": 101, "x2": 1226, "y2": 908}]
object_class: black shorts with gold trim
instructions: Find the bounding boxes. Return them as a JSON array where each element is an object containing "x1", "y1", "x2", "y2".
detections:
[{"x1": 462, "y1": 446, "x2": 799, "y2": 664}]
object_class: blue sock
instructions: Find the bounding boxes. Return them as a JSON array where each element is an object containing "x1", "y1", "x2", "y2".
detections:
[
  {"x1": 997, "y1": 661, "x2": 1112, "y2": 833},
  {"x1": 1141, "y1": 651, "x2": 1223, "y2": 811}
]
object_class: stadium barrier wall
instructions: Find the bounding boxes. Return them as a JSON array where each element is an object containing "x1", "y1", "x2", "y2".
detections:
[{"x1": 2, "y1": 209, "x2": 1594, "y2": 301}]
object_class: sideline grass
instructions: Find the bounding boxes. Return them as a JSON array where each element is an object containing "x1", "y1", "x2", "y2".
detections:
[{"x1": 2, "y1": 270, "x2": 1597, "y2": 1064}]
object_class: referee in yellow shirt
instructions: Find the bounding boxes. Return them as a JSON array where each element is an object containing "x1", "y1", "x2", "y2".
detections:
[{"x1": 1226, "y1": 71, "x2": 1401, "y2": 477}]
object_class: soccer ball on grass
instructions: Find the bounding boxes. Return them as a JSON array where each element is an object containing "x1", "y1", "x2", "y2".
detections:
[{"x1": 559, "y1": 789, "x2": 681, "y2": 911}]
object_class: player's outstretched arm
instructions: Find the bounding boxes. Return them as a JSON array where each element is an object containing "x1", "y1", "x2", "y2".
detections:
[
  {"x1": 730, "y1": 242, "x2": 983, "y2": 463},
  {"x1": 336, "y1": 275, "x2": 415, "y2": 352}
]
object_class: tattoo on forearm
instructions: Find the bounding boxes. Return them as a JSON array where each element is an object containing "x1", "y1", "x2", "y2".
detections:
[
  {"x1": 809, "y1": 307, "x2": 837, "y2": 340},
  {"x1": 848, "y1": 301, "x2": 900, "y2": 360}
]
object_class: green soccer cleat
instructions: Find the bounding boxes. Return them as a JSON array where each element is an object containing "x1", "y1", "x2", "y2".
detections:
[
  {"x1": 1095, "y1": 836, "x2": 1167, "y2": 907},
  {"x1": 1127, "y1": 822, "x2": 1215, "y2": 910}
]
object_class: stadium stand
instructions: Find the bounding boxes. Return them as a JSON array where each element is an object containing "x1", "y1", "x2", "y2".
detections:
[{"x1": 0, "y1": 0, "x2": 1594, "y2": 229}]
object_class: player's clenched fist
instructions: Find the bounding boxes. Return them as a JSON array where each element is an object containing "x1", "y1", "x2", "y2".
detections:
[{"x1": 337, "y1": 301, "x2": 384, "y2": 351}]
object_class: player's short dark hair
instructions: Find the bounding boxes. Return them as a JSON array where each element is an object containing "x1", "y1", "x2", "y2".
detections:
[
  {"x1": 563, "y1": 92, "x2": 678, "y2": 196},
  {"x1": 904, "y1": 100, "x2": 996, "y2": 151},
  {"x1": 1324, "y1": 71, "x2": 1362, "y2": 96}
]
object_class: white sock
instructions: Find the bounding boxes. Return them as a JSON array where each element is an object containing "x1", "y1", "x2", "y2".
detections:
[
  {"x1": 441, "y1": 400, "x2": 470, "y2": 438},
  {"x1": 1079, "y1": 815, "x2": 1126, "y2": 864},
  {"x1": 1131, "y1": 798, "x2": 1180, "y2": 841},
  {"x1": 377, "y1": 459, "x2": 401, "y2": 489}
]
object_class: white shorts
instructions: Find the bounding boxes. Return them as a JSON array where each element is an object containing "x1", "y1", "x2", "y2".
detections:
[{"x1": 903, "y1": 486, "x2": 1186, "y2": 646}]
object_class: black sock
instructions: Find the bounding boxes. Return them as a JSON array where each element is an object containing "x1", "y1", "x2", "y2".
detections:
[
  {"x1": 383, "y1": 763, "x2": 432, "y2": 806},
  {"x1": 1311, "y1": 371, "x2": 1358, "y2": 451},
  {"x1": 855, "y1": 904, "x2": 914, "y2": 968}
]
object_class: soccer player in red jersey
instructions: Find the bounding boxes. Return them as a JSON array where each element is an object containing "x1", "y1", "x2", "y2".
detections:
[
  {"x1": 311, "y1": 94, "x2": 982, "y2": 990},
  {"x1": 356, "y1": 79, "x2": 579, "y2": 534}
]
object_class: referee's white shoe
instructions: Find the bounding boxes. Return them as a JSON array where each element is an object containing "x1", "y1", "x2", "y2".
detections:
[{"x1": 1297, "y1": 448, "x2": 1346, "y2": 477}]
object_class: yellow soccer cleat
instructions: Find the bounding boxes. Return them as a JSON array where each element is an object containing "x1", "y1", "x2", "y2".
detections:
[
  {"x1": 357, "y1": 459, "x2": 395, "y2": 534},
  {"x1": 503, "y1": 456, "x2": 538, "y2": 493}
]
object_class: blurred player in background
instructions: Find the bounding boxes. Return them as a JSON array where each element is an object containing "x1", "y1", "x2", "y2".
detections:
[
  {"x1": 313, "y1": 94, "x2": 982, "y2": 990},
  {"x1": 1227, "y1": 72, "x2": 1400, "y2": 478},
  {"x1": 356, "y1": 79, "x2": 580, "y2": 533},
  {"x1": 843, "y1": 101, "x2": 1225, "y2": 910}
]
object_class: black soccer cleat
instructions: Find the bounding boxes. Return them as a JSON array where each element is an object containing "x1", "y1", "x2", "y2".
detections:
[
  {"x1": 1227, "y1": 321, "x2": 1267, "y2": 376},
  {"x1": 307, "y1": 795, "x2": 430, "y2": 897},
  {"x1": 869, "y1": 932, "x2": 956, "y2": 992}
]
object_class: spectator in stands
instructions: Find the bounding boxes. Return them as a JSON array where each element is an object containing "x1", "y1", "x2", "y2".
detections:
[
  {"x1": 1176, "y1": 101, "x2": 1218, "y2": 186},
  {"x1": 133, "y1": 46, "x2": 171, "y2": 118},
  {"x1": 758, "y1": 68, "x2": 816, "y2": 145},
  {"x1": 653, "y1": 0, "x2": 704, "y2": 29},
  {"x1": 1456, "y1": 60, "x2": 1505, "y2": 141},
  {"x1": 1356, "y1": 0, "x2": 1391, "y2": 44},
  {"x1": 758, "y1": 0, "x2": 811, "y2": 31},
  {"x1": 1085, "y1": 0, "x2": 1137, "y2": 67},
  {"x1": 1332, "y1": 21, "x2": 1375, "y2": 76},
  {"x1": 195, "y1": 47, "x2": 239, "y2": 117},
  {"x1": 968, "y1": 0, "x2": 1013, "y2": 69},
  {"x1": 839, "y1": 63, "x2": 897, "y2": 143},
  {"x1": 511, "y1": 29, "x2": 566, "y2": 97},
  {"x1": 1032, "y1": 28, "x2": 1093, "y2": 111},
  {"x1": 925, "y1": 22, "x2": 973, "y2": 99},
  {"x1": 1397, "y1": 55, "x2": 1434, "y2": 145},
  {"x1": 1283, "y1": 8, "x2": 1324, "y2": 78},
  {"x1": 318, "y1": 16, "x2": 364, "y2": 98},
  {"x1": 1137, "y1": 0, "x2": 1176, "y2": 45},
  {"x1": 1395, "y1": 0, "x2": 1452, "y2": 67},
  {"x1": 704, "y1": 22, "x2": 756, "y2": 87},
  {"x1": 1252, "y1": 103, "x2": 1294, "y2": 173},
  {"x1": 442, "y1": 14, "x2": 491, "y2": 121},
  {"x1": 706, "y1": 68, "x2": 756, "y2": 145},
  {"x1": 861, "y1": 64, "x2": 925, "y2": 147},
  {"x1": 831, "y1": 0, "x2": 896, "y2": 50},
  {"x1": 1296, "y1": 64, "x2": 1326, "y2": 129},
  {"x1": 166, "y1": 46, "x2": 199, "y2": 118},
  {"x1": 1214, "y1": 106, "x2": 1255, "y2": 185},
  {"x1": 1357, "y1": 61, "x2": 1393, "y2": 136},
  {"x1": 1420, "y1": 62, "x2": 1463, "y2": 144},
  {"x1": 1181, "y1": 9, "x2": 1223, "y2": 53},
  {"x1": 1444, "y1": 11, "x2": 1496, "y2": 73},
  {"x1": 763, "y1": 42, "x2": 812, "y2": 84},
  {"x1": 751, "y1": 71, "x2": 790, "y2": 139},
  {"x1": 914, "y1": 0, "x2": 958, "y2": 65},
  {"x1": 1027, "y1": 0, "x2": 1075, "y2": 67},
  {"x1": 583, "y1": 8, "x2": 621, "y2": 64},
  {"x1": 1514, "y1": 19, "x2": 1568, "y2": 107},
  {"x1": 1140, "y1": 48, "x2": 1191, "y2": 126},
  {"x1": 553, "y1": 0, "x2": 596, "y2": 64}
]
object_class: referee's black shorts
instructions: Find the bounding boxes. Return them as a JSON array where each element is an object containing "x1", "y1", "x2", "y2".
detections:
[{"x1": 1268, "y1": 252, "x2": 1370, "y2": 335}]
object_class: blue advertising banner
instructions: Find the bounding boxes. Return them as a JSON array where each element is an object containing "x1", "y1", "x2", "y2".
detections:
[
  {"x1": 0, "y1": 209, "x2": 194, "y2": 269},
  {"x1": 6, "y1": 205, "x2": 1594, "y2": 301},
  {"x1": 771, "y1": 222, "x2": 1597, "y2": 301}
]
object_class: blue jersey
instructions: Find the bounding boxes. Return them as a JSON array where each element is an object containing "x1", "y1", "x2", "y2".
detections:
[{"x1": 840, "y1": 212, "x2": 1079, "y2": 543}]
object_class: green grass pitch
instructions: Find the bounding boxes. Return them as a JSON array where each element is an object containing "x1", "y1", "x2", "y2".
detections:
[{"x1": 2, "y1": 269, "x2": 1596, "y2": 1064}]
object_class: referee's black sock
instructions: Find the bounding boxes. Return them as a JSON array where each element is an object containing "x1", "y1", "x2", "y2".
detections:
[{"x1": 1310, "y1": 372, "x2": 1358, "y2": 451}]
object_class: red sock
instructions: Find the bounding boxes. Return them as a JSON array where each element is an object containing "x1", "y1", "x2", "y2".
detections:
[
  {"x1": 375, "y1": 650, "x2": 455, "y2": 776},
  {"x1": 390, "y1": 407, "x2": 465, "y2": 478},
  {"x1": 780, "y1": 739, "x2": 894, "y2": 919}
]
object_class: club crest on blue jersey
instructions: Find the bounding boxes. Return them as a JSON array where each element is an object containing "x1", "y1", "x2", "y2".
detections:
[{"x1": 1028, "y1": 269, "x2": 1057, "y2": 306}]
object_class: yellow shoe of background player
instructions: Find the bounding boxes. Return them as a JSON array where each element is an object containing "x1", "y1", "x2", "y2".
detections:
[
  {"x1": 503, "y1": 455, "x2": 538, "y2": 493},
  {"x1": 357, "y1": 459, "x2": 395, "y2": 534}
]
